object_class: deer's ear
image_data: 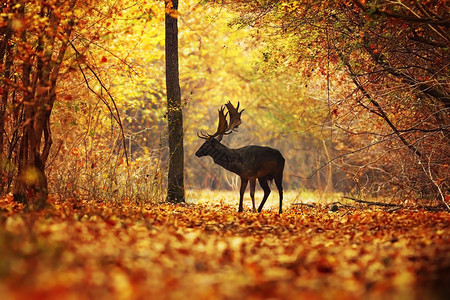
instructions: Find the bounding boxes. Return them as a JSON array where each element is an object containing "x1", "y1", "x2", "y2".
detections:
[{"x1": 216, "y1": 135, "x2": 223, "y2": 142}]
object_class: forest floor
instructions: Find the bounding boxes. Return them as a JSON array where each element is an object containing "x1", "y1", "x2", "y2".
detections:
[{"x1": 0, "y1": 191, "x2": 448, "y2": 300}]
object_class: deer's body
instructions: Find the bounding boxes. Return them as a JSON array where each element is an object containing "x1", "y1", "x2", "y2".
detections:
[{"x1": 196, "y1": 138, "x2": 285, "y2": 213}]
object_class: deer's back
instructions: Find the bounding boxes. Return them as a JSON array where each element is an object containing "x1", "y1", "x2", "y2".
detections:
[{"x1": 234, "y1": 145, "x2": 285, "y2": 180}]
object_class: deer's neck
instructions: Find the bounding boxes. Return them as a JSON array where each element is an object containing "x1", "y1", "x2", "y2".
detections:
[{"x1": 209, "y1": 142, "x2": 242, "y2": 175}]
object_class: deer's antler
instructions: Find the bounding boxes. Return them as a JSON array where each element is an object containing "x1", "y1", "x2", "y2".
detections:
[
  {"x1": 197, "y1": 106, "x2": 228, "y2": 140},
  {"x1": 197, "y1": 101, "x2": 244, "y2": 141},
  {"x1": 225, "y1": 101, "x2": 244, "y2": 134}
]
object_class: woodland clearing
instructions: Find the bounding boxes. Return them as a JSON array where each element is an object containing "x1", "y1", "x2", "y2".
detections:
[{"x1": 1, "y1": 1, "x2": 449, "y2": 299}]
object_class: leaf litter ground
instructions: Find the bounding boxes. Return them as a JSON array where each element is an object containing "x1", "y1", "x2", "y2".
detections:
[{"x1": 0, "y1": 192, "x2": 448, "y2": 300}]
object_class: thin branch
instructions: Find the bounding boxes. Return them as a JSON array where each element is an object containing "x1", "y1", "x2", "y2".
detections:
[
  {"x1": 418, "y1": 150, "x2": 450, "y2": 211},
  {"x1": 291, "y1": 202, "x2": 315, "y2": 208},
  {"x1": 352, "y1": 0, "x2": 450, "y2": 28},
  {"x1": 70, "y1": 41, "x2": 129, "y2": 165},
  {"x1": 343, "y1": 196, "x2": 401, "y2": 207},
  {"x1": 293, "y1": 133, "x2": 400, "y2": 180},
  {"x1": 76, "y1": 37, "x2": 139, "y2": 76},
  {"x1": 365, "y1": 45, "x2": 450, "y2": 108},
  {"x1": 340, "y1": 51, "x2": 423, "y2": 158}
]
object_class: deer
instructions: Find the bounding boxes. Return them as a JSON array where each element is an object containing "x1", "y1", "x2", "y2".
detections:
[{"x1": 195, "y1": 101, "x2": 285, "y2": 213}]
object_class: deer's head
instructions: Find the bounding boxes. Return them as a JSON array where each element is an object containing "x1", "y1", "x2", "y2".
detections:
[{"x1": 195, "y1": 101, "x2": 244, "y2": 157}]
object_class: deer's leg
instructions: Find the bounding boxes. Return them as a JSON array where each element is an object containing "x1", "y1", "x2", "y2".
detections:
[
  {"x1": 275, "y1": 176, "x2": 283, "y2": 214},
  {"x1": 257, "y1": 178, "x2": 271, "y2": 213},
  {"x1": 239, "y1": 178, "x2": 248, "y2": 212},
  {"x1": 250, "y1": 179, "x2": 256, "y2": 212}
]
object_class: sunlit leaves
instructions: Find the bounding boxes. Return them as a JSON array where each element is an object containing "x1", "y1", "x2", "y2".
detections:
[
  {"x1": 0, "y1": 195, "x2": 448, "y2": 298},
  {"x1": 218, "y1": 0, "x2": 450, "y2": 200}
]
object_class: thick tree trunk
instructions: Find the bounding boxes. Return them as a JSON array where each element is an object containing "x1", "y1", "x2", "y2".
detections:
[{"x1": 165, "y1": 0, "x2": 185, "y2": 203}]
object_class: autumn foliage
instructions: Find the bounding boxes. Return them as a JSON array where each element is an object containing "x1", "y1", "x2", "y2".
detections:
[
  {"x1": 0, "y1": 0, "x2": 449, "y2": 298},
  {"x1": 0, "y1": 195, "x2": 449, "y2": 299},
  {"x1": 1, "y1": 0, "x2": 448, "y2": 207}
]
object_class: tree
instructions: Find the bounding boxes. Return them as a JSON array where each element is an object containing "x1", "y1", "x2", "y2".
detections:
[
  {"x1": 0, "y1": 0, "x2": 144, "y2": 206},
  {"x1": 165, "y1": 0, "x2": 185, "y2": 203},
  {"x1": 216, "y1": 0, "x2": 449, "y2": 203},
  {"x1": 0, "y1": 0, "x2": 77, "y2": 208}
]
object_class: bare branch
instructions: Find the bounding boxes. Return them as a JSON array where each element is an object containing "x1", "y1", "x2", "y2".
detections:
[
  {"x1": 343, "y1": 196, "x2": 401, "y2": 207},
  {"x1": 70, "y1": 41, "x2": 129, "y2": 166}
]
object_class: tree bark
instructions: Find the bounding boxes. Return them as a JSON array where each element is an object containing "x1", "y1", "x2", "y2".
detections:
[
  {"x1": 165, "y1": 0, "x2": 185, "y2": 203},
  {"x1": 0, "y1": 23, "x2": 13, "y2": 194},
  {"x1": 11, "y1": 1, "x2": 75, "y2": 209}
]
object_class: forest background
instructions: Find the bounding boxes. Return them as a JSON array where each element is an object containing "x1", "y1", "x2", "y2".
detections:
[
  {"x1": 0, "y1": 1, "x2": 449, "y2": 299},
  {"x1": 0, "y1": 0, "x2": 449, "y2": 207}
]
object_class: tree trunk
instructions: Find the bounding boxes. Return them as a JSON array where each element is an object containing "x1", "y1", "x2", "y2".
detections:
[
  {"x1": 0, "y1": 24, "x2": 13, "y2": 195},
  {"x1": 322, "y1": 140, "x2": 333, "y2": 193},
  {"x1": 13, "y1": 60, "x2": 51, "y2": 209},
  {"x1": 165, "y1": 0, "x2": 185, "y2": 203},
  {"x1": 10, "y1": 1, "x2": 74, "y2": 209}
]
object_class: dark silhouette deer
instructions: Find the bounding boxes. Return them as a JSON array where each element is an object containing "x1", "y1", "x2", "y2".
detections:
[{"x1": 196, "y1": 102, "x2": 285, "y2": 213}]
